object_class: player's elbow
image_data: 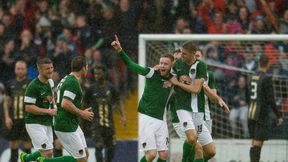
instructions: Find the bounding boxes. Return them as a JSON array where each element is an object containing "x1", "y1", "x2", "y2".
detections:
[
  {"x1": 25, "y1": 105, "x2": 33, "y2": 113},
  {"x1": 61, "y1": 99, "x2": 70, "y2": 110}
]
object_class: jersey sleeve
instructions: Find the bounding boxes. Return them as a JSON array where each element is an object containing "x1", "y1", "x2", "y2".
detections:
[
  {"x1": 208, "y1": 71, "x2": 217, "y2": 89},
  {"x1": 5, "y1": 81, "x2": 11, "y2": 97},
  {"x1": 24, "y1": 83, "x2": 38, "y2": 105},
  {"x1": 119, "y1": 50, "x2": 151, "y2": 76},
  {"x1": 195, "y1": 61, "x2": 207, "y2": 80},
  {"x1": 62, "y1": 80, "x2": 79, "y2": 102}
]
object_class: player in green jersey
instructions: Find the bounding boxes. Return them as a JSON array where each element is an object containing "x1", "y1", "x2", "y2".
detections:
[
  {"x1": 170, "y1": 42, "x2": 208, "y2": 162},
  {"x1": 21, "y1": 58, "x2": 57, "y2": 162},
  {"x1": 37, "y1": 56, "x2": 94, "y2": 162},
  {"x1": 112, "y1": 35, "x2": 173, "y2": 162}
]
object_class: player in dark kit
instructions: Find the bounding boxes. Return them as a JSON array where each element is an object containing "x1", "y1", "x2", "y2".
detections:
[
  {"x1": 4, "y1": 60, "x2": 32, "y2": 162},
  {"x1": 84, "y1": 65, "x2": 126, "y2": 162},
  {"x1": 248, "y1": 55, "x2": 283, "y2": 162}
]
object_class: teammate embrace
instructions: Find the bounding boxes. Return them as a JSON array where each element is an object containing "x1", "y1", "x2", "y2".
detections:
[{"x1": 112, "y1": 35, "x2": 229, "y2": 162}]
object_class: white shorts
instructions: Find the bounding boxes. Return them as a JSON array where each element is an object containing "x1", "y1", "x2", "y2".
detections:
[
  {"x1": 55, "y1": 126, "x2": 87, "y2": 159},
  {"x1": 176, "y1": 110, "x2": 204, "y2": 134},
  {"x1": 198, "y1": 123, "x2": 213, "y2": 146},
  {"x1": 172, "y1": 122, "x2": 186, "y2": 141},
  {"x1": 204, "y1": 119, "x2": 212, "y2": 133},
  {"x1": 25, "y1": 124, "x2": 53, "y2": 150},
  {"x1": 139, "y1": 113, "x2": 169, "y2": 152}
]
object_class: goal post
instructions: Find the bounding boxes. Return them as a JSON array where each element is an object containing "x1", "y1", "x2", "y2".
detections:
[
  {"x1": 138, "y1": 34, "x2": 288, "y2": 162},
  {"x1": 138, "y1": 34, "x2": 288, "y2": 100}
]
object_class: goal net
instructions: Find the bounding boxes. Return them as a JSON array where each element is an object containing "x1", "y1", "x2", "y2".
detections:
[{"x1": 138, "y1": 34, "x2": 288, "y2": 162}]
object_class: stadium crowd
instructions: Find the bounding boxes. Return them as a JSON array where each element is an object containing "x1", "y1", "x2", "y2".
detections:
[{"x1": 0, "y1": 0, "x2": 287, "y2": 146}]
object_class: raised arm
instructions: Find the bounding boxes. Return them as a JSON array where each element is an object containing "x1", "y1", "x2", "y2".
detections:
[{"x1": 111, "y1": 35, "x2": 150, "y2": 76}]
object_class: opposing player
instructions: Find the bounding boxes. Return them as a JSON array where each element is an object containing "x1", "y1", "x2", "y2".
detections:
[
  {"x1": 112, "y1": 35, "x2": 173, "y2": 162},
  {"x1": 4, "y1": 60, "x2": 32, "y2": 162},
  {"x1": 248, "y1": 55, "x2": 283, "y2": 162},
  {"x1": 37, "y1": 56, "x2": 94, "y2": 162},
  {"x1": 169, "y1": 42, "x2": 208, "y2": 162},
  {"x1": 21, "y1": 58, "x2": 57, "y2": 162},
  {"x1": 84, "y1": 64, "x2": 126, "y2": 162}
]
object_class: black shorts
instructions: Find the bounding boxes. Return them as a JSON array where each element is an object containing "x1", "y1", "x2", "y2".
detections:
[
  {"x1": 248, "y1": 119, "x2": 269, "y2": 141},
  {"x1": 5, "y1": 119, "x2": 30, "y2": 141},
  {"x1": 92, "y1": 126, "x2": 116, "y2": 147}
]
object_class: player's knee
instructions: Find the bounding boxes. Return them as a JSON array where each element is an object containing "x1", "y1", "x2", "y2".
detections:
[
  {"x1": 146, "y1": 150, "x2": 157, "y2": 161},
  {"x1": 158, "y1": 151, "x2": 169, "y2": 160},
  {"x1": 187, "y1": 136, "x2": 197, "y2": 146},
  {"x1": 204, "y1": 146, "x2": 216, "y2": 159},
  {"x1": 194, "y1": 143, "x2": 204, "y2": 156}
]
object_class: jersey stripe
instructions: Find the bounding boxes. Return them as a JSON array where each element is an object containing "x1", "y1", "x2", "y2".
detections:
[
  {"x1": 145, "y1": 68, "x2": 154, "y2": 78},
  {"x1": 24, "y1": 96, "x2": 36, "y2": 104},
  {"x1": 64, "y1": 90, "x2": 76, "y2": 100},
  {"x1": 189, "y1": 61, "x2": 199, "y2": 112}
]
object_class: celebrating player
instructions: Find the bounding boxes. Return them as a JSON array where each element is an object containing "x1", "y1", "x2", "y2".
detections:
[
  {"x1": 21, "y1": 58, "x2": 57, "y2": 162},
  {"x1": 112, "y1": 35, "x2": 173, "y2": 162},
  {"x1": 37, "y1": 56, "x2": 94, "y2": 162},
  {"x1": 169, "y1": 42, "x2": 208, "y2": 162}
]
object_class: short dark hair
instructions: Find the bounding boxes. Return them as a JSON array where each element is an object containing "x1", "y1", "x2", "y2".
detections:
[
  {"x1": 182, "y1": 42, "x2": 198, "y2": 54},
  {"x1": 37, "y1": 57, "x2": 52, "y2": 65},
  {"x1": 71, "y1": 56, "x2": 87, "y2": 72},
  {"x1": 161, "y1": 54, "x2": 174, "y2": 62},
  {"x1": 259, "y1": 55, "x2": 269, "y2": 68}
]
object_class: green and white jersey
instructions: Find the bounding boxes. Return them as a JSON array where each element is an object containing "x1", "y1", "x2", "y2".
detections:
[
  {"x1": 204, "y1": 71, "x2": 217, "y2": 121},
  {"x1": 54, "y1": 74, "x2": 83, "y2": 132},
  {"x1": 138, "y1": 69, "x2": 172, "y2": 120},
  {"x1": 24, "y1": 78, "x2": 53, "y2": 126},
  {"x1": 172, "y1": 59, "x2": 207, "y2": 112},
  {"x1": 167, "y1": 92, "x2": 179, "y2": 123},
  {"x1": 119, "y1": 50, "x2": 172, "y2": 120}
]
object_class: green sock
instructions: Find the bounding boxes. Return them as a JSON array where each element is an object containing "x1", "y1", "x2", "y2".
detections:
[
  {"x1": 182, "y1": 140, "x2": 195, "y2": 162},
  {"x1": 157, "y1": 158, "x2": 166, "y2": 162},
  {"x1": 140, "y1": 156, "x2": 147, "y2": 162},
  {"x1": 43, "y1": 156, "x2": 76, "y2": 162},
  {"x1": 193, "y1": 159, "x2": 204, "y2": 162},
  {"x1": 25, "y1": 151, "x2": 41, "y2": 161}
]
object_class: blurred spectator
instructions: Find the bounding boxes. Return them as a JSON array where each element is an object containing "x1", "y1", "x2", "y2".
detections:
[
  {"x1": 225, "y1": 0, "x2": 239, "y2": 21},
  {"x1": 237, "y1": 6, "x2": 251, "y2": 33},
  {"x1": 138, "y1": 0, "x2": 157, "y2": 33},
  {"x1": 242, "y1": 47, "x2": 257, "y2": 71},
  {"x1": 199, "y1": 2, "x2": 228, "y2": 34},
  {"x1": 100, "y1": 6, "x2": 118, "y2": 49},
  {"x1": 76, "y1": 14, "x2": 103, "y2": 52},
  {"x1": 59, "y1": 0, "x2": 75, "y2": 27},
  {"x1": 0, "y1": 38, "x2": 19, "y2": 83},
  {"x1": 250, "y1": 16, "x2": 271, "y2": 34},
  {"x1": 0, "y1": 22, "x2": 7, "y2": 50},
  {"x1": 279, "y1": 9, "x2": 288, "y2": 34},
  {"x1": 49, "y1": 34, "x2": 72, "y2": 77},
  {"x1": 17, "y1": 29, "x2": 39, "y2": 80},
  {"x1": 252, "y1": 43, "x2": 264, "y2": 62},
  {"x1": 115, "y1": 0, "x2": 142, "y2": 53},
  {"x1": 229, "y1": 75, "x2": 249, "y2": 138}
]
